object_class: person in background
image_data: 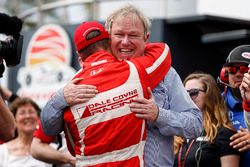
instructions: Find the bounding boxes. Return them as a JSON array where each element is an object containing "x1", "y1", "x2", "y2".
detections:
[
  {"x1": 0, "y1": 98, "x2": 15, "y2": 138},
  {"x1": 241, "y1": 68, "x2": 250, "y2": 133},
  {"x1": 218, "y1": 45, "x2": 250, "y2": 166},
  {"x1": 0, "y1": 11, "x2": 25, "y2": 142},
  {"x1": 0, "y1": 97, "x2": 51, "y2": 167},
  {"x1": 41, "y1": 5, "x2": 202, "y2": 167},
  {"x1": 0, "y1": 12, "x2": 23, "y2": 142},
  {"x1": 0, "y1": 85, "x2": 76, "y2": 166},
  {"x1": 0, "y1": 86, "x2": 16, "y2": 141},
  {"x1": 174, "y1": 72, "x2": 240, "y2": 167}
]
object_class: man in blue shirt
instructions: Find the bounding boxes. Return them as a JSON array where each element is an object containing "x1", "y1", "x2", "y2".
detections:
[
  {"x1": 41, "y1": 5, "x2": 202, "y2": 167},
  {"x1": 219, "y1": 45, "x2": 250, "y2": 167}
]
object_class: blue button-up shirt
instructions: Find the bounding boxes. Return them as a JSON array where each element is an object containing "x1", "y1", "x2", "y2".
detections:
[
  {"x1": 224, "y1": 88, "x2": 250, "y2": 167},
  {"x1": 41, "y1": 67, "x2": 202, "y2": 167}
]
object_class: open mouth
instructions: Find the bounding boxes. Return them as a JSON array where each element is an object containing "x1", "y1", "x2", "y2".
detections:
[{"x1": 120, "y1": 48, "x2": 133, "y2": 55}]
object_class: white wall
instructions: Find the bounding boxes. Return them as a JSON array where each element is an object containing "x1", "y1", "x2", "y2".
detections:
[
  {"x1": 198, "y1": 0, "x2": 250, "y2": 20},
  {"x1": 96, "y1": 0, "x2": 197, "y2": 21},
  {"x1": 96, "y1": 0, "x2": 166, "y2": 21},
  {"x1": 167, "y1": 0, "x2": 197, "y2": 18},
  {"x1": 96, "y1": 0, "x2": 250, "y2": 21}
]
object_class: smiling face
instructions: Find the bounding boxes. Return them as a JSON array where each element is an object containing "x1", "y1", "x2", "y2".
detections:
[
  {"x1": 110, "y1": 13, "x2": 148, "y2": 60},
  {"x1": 15, "y1": 103, "x2": 39, "y2": 135}
]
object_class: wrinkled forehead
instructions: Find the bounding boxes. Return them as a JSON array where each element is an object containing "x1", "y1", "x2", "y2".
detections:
[
  {"x1": 112, "y1": 13, "x2": 143, "y2": 27},
  {"x1": 113, "y1": 11, "x2": 137, "y2": 19},
  {"x1": 113, "y1": 13, "x2": 142, "y2": 25}
]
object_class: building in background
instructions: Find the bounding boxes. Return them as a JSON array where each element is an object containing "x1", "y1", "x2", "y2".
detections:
[{"x1": 1, "y1": 0, "x2": 250, "y2": 27}]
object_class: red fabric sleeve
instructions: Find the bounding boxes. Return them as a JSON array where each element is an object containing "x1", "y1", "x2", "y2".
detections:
[
  {"x1": 243, "y1": 100, "x2": 250, "y2": 112},
  {"x1": 130, "y1": 43, "x2": 171, "y2": 89},
  {"x1": 33, "y1": 120, "x2": 56, "y2": 143}
]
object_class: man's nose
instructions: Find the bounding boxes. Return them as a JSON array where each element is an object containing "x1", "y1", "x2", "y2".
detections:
[
  {"x1": 121, "y1": 35, "x2": 130, "y2": 45},
  {"x1": 235, "y1": 70, "x2": 244, "y2": 77}
]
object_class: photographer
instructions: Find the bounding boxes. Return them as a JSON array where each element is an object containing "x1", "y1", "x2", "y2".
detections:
[{"x1": 0, "y1": 13, "x2": 23, "y2": 142}]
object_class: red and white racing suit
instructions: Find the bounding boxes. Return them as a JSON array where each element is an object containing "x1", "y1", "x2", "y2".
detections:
[{"x1": 63, "y1": 43, "x2": 171, "y2": 167}]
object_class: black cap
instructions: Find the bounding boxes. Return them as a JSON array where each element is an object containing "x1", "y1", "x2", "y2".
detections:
[{"x1": 225, "y1": 45, "x2": 250, "y2": 65}]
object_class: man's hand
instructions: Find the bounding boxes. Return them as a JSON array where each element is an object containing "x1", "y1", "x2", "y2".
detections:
[
  {"x1": 240, "y1": 71, "x2": 250, "y2": 101},
  {"x1": 129, "y1": 87, "x2": 159, "y2": 122},
  {"x1": 63, "y1": 78, "x2": 98, "y2": 106},
  {"x1": 63, "y1": 152, "x2": 76, "y2": 166},
  {"x1": 0, "y1": 85, "x2": 12, "y2": 101},
  {"x1": 230, "y1": 127, "x2": 250, "y2": 152}
]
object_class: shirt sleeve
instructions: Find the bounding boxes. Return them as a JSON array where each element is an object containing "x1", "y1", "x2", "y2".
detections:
[
  {"x1": 40, "y1": 88, "x2": 67, "y2": 136},
  {"x1": 215, "y1": 127, "x2": 239, "y2": 156},
  {"x1": 244, "y1": 111, "x2": 250, "y2": 132},
  {"x1": 0, "y1": 144, "x2": 6, "y2": 165},
  {"x1": 243, "y1": 100, "x2": 250, "y2": 131},
  {"x1": 151, "y1": 67, "x2": 203, "y2": 138}
]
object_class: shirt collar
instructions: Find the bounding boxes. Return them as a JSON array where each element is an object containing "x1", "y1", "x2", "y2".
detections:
[
  {"x1": 226, "y1": 88, "x2": 242, "y2": 111},
  {"x1": 83, "y1": 50, "x2": 116, "y2": 68}
]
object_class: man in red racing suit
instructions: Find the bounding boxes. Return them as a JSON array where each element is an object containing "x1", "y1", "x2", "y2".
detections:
[{"x1": 55, "y1": 21, "x2": 171, "y2": 167}]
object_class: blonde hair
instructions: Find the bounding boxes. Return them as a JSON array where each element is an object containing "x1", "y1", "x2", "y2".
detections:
[
  {"x1": 174, "y1": 72, "x2": 235, "y2": 154},
  {"x1": 105, "y1": 4, "x2": 151, "y2": 36}
]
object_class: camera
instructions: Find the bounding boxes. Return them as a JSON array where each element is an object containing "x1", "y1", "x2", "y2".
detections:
[{"x1": 0, "y1": 13, "x2": 23, "y2": 77}]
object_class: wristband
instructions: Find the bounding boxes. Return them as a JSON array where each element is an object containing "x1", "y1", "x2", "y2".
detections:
[
  {"x1": 243, "y1": 100, "x2": 250, "y2": 112},
  {"x1": 8, "y1": 94, "x2": 19, "y2": 103}
]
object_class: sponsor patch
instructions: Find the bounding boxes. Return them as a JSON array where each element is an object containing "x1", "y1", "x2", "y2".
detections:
[{"x1": 242, "y1": 52, "x2": 250, "y2": 59}]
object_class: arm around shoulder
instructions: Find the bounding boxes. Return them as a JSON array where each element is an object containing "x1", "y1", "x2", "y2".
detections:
[{"x1": 41, "y1": 88, "x2": 67, "y2": 136}]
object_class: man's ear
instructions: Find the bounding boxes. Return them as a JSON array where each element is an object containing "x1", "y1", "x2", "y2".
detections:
[
  {"x1": 76, "y1": 51, "x2": 84, "y2": 66},
  {"x1": 76, "y1": 51, "x2": 80, "y2": 56},
  {"x1": 78, "y1": 55, "x2": 83, "y2": 67}
]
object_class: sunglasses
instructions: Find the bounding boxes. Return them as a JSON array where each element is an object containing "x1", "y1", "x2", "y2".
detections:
[
  {"x1": 187, "y1": 88, "x2": 206, "y2": 98},
  {"x1": 227, "y1": 65, "x2": 249, "y2": 74}
]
